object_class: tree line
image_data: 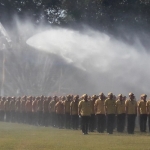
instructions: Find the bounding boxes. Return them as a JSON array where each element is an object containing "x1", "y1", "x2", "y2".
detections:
[{"x1": 0, "y1": 0, "x2": 150, "y2": 31}]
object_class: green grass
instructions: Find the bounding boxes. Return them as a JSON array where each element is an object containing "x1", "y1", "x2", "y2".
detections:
[{"x1": 0, "y1": 122, "x2": 150, "y2": 150}]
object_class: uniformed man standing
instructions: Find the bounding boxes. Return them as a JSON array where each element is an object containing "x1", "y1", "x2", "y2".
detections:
[
  {"x1": 15, "y1": 97, "x2": 21, "y2": 123},
  {"x1": 138, "y1": 94, "x2": 147, "y2": 132},
  {"x1": 49, "y1": 96, "x2": 57, "y2": 127},
  {"x1": 4, "y1": 97, "x2": 11, "y2": 122},
  {"x1": 70, "y1": 95, "x2": 79, "y2": 130},
  {"x1": 104, "y1": 92, "x2": 116, "y2": 134},
  {"x1": 89, "y1": 95, "x2": 96, "y2": 132},
  {"x1": 125, "y1": 93, "x2": 137, "y2": 134},
  {"x1": 116, "y1": 94, "x2": 126, "y2": 132},
  {"x1": 94, "y1": 92, "x2": 106, "y2": 133},
  {"x1": 32, "y1": 97, "x2": 38, "y2": 125},
  {"x1": 78, "y1": 94, "x2": 91, "y2": 135},
  {"x1": 25, "y1": 96, "x2": 32, "y2": 125},
  {"x1": 20, "y1": 96, "x2": 27, "y2": 123},
  {"x1": 37, "y1": 95, "x2": 43, "y2": 126},
  {"x1": 55, "y1": 98, "x2": 64, "y2": 129},
  {"x1": 146, "y1": 97, "x2": 150, "y2": 132},
  {"x1": 9, "y1": 97, "x2": 15, "y2": 122},
  {"x1": 0, "y1": 97, "x2": 5, "y2": 121},
  {"x1": 64, "y1": 95, "x2": 71, "y2": 129},
  {"x1": 43, "y1": 97, "x2": 49, "y2": 127}
]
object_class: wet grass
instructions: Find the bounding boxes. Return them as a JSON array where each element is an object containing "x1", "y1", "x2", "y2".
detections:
[{"x1": 0, "y1": 122, "x2": 150, "y2": 150}]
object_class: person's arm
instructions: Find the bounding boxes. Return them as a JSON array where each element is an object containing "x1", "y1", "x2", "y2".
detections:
[
  {"x1": 104, "y1": 100, "x2": 107, "y2": 115},
  {"x1": 137, "y1": 101, "x2": 140, "y2": 115},
  {"x1": 146, "y1": 101, "x2": 149, "y2": 115},
  {"x1": 78, "y1": 101, "x2": 81, "y2": 116},
  {"x1": 94, "y1": 101, "x2": 97, "y2": 114},
  {"x1": 125, "y1": 100, "x2": 128, "y2": 115},
  {"x1": 70, "y1": 102, "x2": 72, "y2": 115}
]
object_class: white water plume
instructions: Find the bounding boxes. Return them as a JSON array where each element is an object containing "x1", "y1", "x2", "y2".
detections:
[{"x1": 27, "y1": 27, "x2": 150, "y2": 97}]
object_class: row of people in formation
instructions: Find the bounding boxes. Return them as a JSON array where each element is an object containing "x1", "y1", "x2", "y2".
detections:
[{"x1": 0, "y1": 92, "x2": 149, "y2": 134}]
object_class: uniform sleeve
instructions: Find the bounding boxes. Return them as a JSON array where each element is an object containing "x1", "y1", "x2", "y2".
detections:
[
  {"x1": 125, "y1": 100, "x2": 128, "y2": 107},
  {"x1": 78, "y1": 101, "x2": 82, "y2": 110},
  {"x1": 146, "y1": 101, "x2": 149, "y2": 107},
  {"x1": 138, "y1": 101, "x2": 141, "y2": 107},
  {"x1": 104, "y1": 100, "x2": 107, "y2": 106}
]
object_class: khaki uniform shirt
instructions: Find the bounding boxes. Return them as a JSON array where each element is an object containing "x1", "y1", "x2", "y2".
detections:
[
  {"x1": 9, "y1": 100, "x2": 15, "y2": 111},
  {"x1": 116, "y1": 100, "x2": 125, "y2": 114},
  {"x1": 146, "y1": 100, "x2": 150, "y2": 114},
  {"x1": 43, "y1": 100, "x2": 49, "y2": 113},
  {"x1": 78, "y1": 100, "x2": 91, "y2": 116},
  {"x1": 0, "y1": 100, "x2": 5, "y2": 111},
  {"x1": 104, "y1": 98, "x2": 116, "y2": 114},
  {"x1": 91, "y1": 100, "x2": 95, "y2": 114},
  {"x1": 15, "y1": 100, "x2": 20, "y2": 112},
  {"x1": 37, "y1": 100, "x2": 43, "y2": 111},
  {"x1": 70, "y1": 101, "x2": 78, "y2": 115},
  {"x1": 125, "y1": 99, "x2": 137, "y2": 114},
  {"x1": 4, "y1": 100, "x2": 10, "y2": 111},
  {"x1": 94, "y1": 99, "x2": 105, "y2": 114},
  {"x1": 32, "y1": 100, "x2": 38, "y2": 112},
  {"x1": 49, "y1": 100, "x2": 56, "y2": 112},
  {"x1": 138, "y1": 100, "x2": 147, "y2": 114},
  {"x1": 55, "y1": 101, "x2": 64, "y2": 114},
  {"x1": 20, "y1": 100, "x2": 26, "y2": 112},
  {"x1": 64, "y1": 100, "x2": 70, "y2": 113},
  {"x1": 25, "y1": 100, "x2": 32, "y2": 112}
]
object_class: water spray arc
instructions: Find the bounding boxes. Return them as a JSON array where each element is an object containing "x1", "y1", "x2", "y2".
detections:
[{"x1": 27, "y1": 27, "x2": 150, "y2": 96}]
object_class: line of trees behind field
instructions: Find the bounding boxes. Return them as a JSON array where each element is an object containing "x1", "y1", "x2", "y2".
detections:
[{"x1": 0, "y1": 0, "x2": 150, "y2": 32}]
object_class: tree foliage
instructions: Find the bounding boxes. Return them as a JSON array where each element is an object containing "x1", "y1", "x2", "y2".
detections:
[{"x1": 0, "y1": 0, "x2": 150, "y2": 30}]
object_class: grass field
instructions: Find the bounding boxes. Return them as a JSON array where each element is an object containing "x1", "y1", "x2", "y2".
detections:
[{"x1": 0, "y1": 122, "x2": 150, "y2": 150}]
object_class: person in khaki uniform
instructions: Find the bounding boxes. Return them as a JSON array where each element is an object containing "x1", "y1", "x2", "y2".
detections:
[
  {"x1": 43, "y1": 97, "x2": 49, "y2": 127},
  {"x1": 32, "y1": 97, "x2": 38, "y2": 125},
  {"x1": 49, "y1": 96, "x2": 57, "y2": 127},
  {"x1": 0, "y1": 97, "x2": 5, "y2": 121},
  {"x1": 146, "y1": 98, "x2": 150, "y2": 132},
  {"x1": 78, "y1": 94, "x2": 91, "y2": 135},
  {"x1": 116, "y1": 94, "x2": 126, "y2": 132},
  {"x1": 89, "y1": 95, "x2": 97, "y2": 132},
  {"x1": 4, "y1": 97, "x2": 11, "y2": 122},
  {"x1": 125, "y1": 93, "x2": 137, "y2": 134},
  {"x1": 37, "y1": 95, "x2": 43, "y2": 126},
  {"x1": 64, "y1": 95, "x2": 71, "y2": 129},
  {"x1": 104, "y1": 92, "x2": 116, "y2": 134},
  {"x1": 94, "y1": 92, "x2": 106, "y2": 133},
  {"x1": 25, "y1": 96, "x2": 32, "y2": 124},
  {"x1": 47, "y1": 96, "x2": 52, "y2": 126},
  {"x1": 138, "y1": 94, "x2": 147, "y2": 132},
  {"x1": 55, "y1": 99, "x2": 64, "y2": 129},
  {"x1": 9, "y1": 97, "x2": 15, "y2": 122},
  {"x1": 70, "y1": 95, "x2": 79, "y2": 130},
  {"x1": 15, "y1": 97, "x2": 21, "y2": 123},
  {"x1": 20, "y1": 96, "x2": 27, "y2": 123}
]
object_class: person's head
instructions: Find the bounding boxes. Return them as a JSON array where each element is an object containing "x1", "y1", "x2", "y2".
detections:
[
  {"x1": 99, "y1": 92, "x2": 104, "y2": 100},
  {"x1": 92, "y1": 95, "x2": 97, "y2": 101},
  {"x1": 53, "y1": 96, "x2": 57, "y2": 101},
  {"x1": 118, "y1": 94, "x2": 122, "y2": 100},
  {"x1": 141, "y1": 94, "x2": 147, "y2": 101},
  {"x1": 108, "y1": 92, "x2": 113, "y2": 99},
  {"x1": 83, "y1": 94, "x2": 88, "y2": 101},
  {"x1": 73, "y1": 95, "x2": 78, "y2": 101},
  {"x1": 122, "y1": 96, "x2": 126, "y2": 101},
  {"x1": 129, "y1": 93, "x2": 134, "y2": 100},
  {"x1": 66, "y1": 95, "x2": 71, "y2": 101}
]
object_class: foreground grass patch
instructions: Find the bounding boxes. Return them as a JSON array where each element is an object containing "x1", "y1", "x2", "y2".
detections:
[{"x1": 0, "y1": 122, "x2": 150, "y2": 150}]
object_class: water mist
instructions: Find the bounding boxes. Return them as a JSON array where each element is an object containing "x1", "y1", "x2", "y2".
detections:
[{"x1": 26, "y1": 27, "x2": 150, "y2": 97}]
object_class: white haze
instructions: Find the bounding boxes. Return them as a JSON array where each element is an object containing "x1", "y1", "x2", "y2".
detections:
[{"x1": 26, "y1": 27, "x2": 150, "y2": 97}]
